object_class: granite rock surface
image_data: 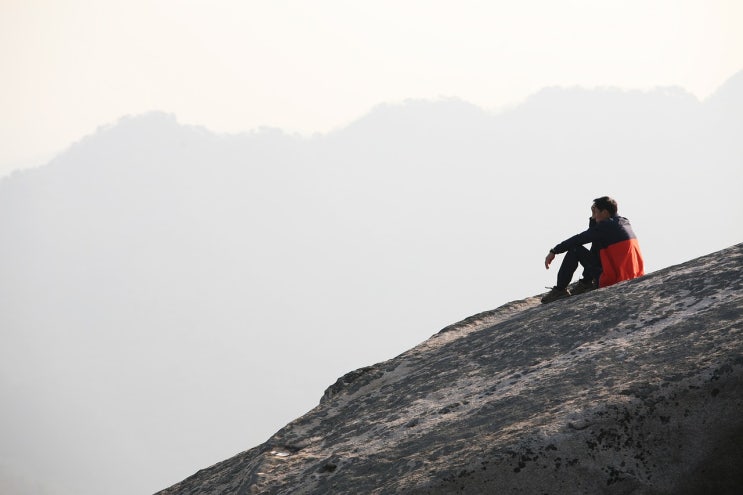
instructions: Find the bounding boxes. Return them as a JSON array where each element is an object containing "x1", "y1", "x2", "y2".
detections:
[{"x1": 157, "y1": 243, "x2": 743, "y2": 494}]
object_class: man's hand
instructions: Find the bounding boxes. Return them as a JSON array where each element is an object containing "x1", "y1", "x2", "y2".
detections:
[{"x1": 545, "y1": 251, "x2": 555, "y2": 269}]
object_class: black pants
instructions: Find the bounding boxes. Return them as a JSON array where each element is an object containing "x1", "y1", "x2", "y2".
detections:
[{"x1": 557, "y1": 245, "x2": 602, "y2": 289}]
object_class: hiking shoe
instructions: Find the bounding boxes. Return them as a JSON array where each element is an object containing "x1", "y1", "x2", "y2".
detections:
[
  {"x1": 540, "y1": 286, "x2": 570, "y2": 304},
  {"x1": 570, "y1": 278, "x2": 598, "y2": 296}
]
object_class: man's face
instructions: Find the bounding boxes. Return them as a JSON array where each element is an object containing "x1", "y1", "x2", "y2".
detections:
[{"x1": 591, "y1": 204, "x2": 611, "y2": 223}]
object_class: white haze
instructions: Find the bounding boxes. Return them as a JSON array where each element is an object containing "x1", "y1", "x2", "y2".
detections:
[{"x1": 0, "y1": 75, "x2": 742, "y2": 494}]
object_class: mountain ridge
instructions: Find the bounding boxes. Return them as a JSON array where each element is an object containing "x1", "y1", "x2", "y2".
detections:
[
  {"x1": 5, "y1": 68, "x2": 741, "y2": 182},
  {"x1": 158, "y1": 242, "x2": 743, "y2": 494}
]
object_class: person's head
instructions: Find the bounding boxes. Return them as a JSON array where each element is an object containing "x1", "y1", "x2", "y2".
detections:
[{"x1": 591, "y1": 196, "x2": 617, "y2": 222}]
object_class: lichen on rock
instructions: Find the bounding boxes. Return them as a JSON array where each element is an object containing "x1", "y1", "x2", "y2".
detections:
[{"x1": 158, "y1": 243, "x2": 743, "y2": 495}]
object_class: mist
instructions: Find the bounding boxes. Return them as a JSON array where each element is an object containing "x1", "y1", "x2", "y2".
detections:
[{"x1": 1, "y1": 73, "x2": 741, "y2": 494}]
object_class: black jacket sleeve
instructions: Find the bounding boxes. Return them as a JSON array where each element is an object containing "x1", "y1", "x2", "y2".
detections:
[{"x1": 551, "y1": 217, "x2": 600, "y2": 254}]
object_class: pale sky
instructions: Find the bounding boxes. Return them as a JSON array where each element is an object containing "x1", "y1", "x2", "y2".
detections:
[{"x1": 1, "y1": 0, "x2": 742, "y2": 177}]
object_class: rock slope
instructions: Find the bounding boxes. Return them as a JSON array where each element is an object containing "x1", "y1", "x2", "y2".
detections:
[{"x1": 157, "y1": 243, "x2": 743, "y2": 494}]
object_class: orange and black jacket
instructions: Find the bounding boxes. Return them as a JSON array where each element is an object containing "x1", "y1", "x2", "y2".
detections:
[{"x1": 552, "y1": 215, "x2": 644, "y2": 288}]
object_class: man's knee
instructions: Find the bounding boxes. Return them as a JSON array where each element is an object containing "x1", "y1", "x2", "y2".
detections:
[{"x1": 565, "y1": 245, "x2": 588, "y2": 260}]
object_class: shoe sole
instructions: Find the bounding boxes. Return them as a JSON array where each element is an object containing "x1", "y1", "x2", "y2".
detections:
[{"x1": 540, "y1": 292, "x2": 571, "y2": 304}]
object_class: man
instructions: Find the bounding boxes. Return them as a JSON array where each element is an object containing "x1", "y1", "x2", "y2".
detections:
[{"x1": 541, "y1": 196, "x2": 644, "y2": 304}]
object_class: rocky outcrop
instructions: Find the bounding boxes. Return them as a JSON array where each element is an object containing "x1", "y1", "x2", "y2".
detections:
[{"x1": 157, "y1": 243, "x2": 743, "y2": 494}]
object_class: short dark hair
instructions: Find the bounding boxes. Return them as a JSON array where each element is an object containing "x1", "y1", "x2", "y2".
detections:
[{"x1": 593, "y1": 196, "x2": 618, "y2": 216}]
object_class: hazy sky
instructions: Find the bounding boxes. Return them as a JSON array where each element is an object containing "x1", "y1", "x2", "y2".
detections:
[{"x1": 2, "y1": 0, "x2": 742, "y2": 177}]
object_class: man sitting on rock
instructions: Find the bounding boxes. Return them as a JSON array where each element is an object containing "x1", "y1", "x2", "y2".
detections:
[{"x1": 541, "y1": 196, "x2": 645, "y2": 304}]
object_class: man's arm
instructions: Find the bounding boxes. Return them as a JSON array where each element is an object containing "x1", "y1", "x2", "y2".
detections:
[
  {"x1": 545, "y1": 217, "x2": 600, "y2": 270},
  {"x1": 545, "y1": 226, "x2": 601, "y2": 270},
  {"x1": 551, "y1": 227, "x2": 599, "y2": 255},
  {"x1": 545, "y1": 249, "x2": 556, "y2": 269}
]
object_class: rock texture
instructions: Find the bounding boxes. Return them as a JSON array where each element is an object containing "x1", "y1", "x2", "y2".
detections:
[{"x1": 157, "y1": 243, "x2": 743, "y2": 494}]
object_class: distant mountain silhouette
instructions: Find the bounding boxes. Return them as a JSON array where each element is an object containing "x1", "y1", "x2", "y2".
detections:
[
  {"x1": 1, "y1": 70, "x2": 741, "y2": 495},
  {"x1": 706, "y1": 68, "x2": 743, "y2": 109}
]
